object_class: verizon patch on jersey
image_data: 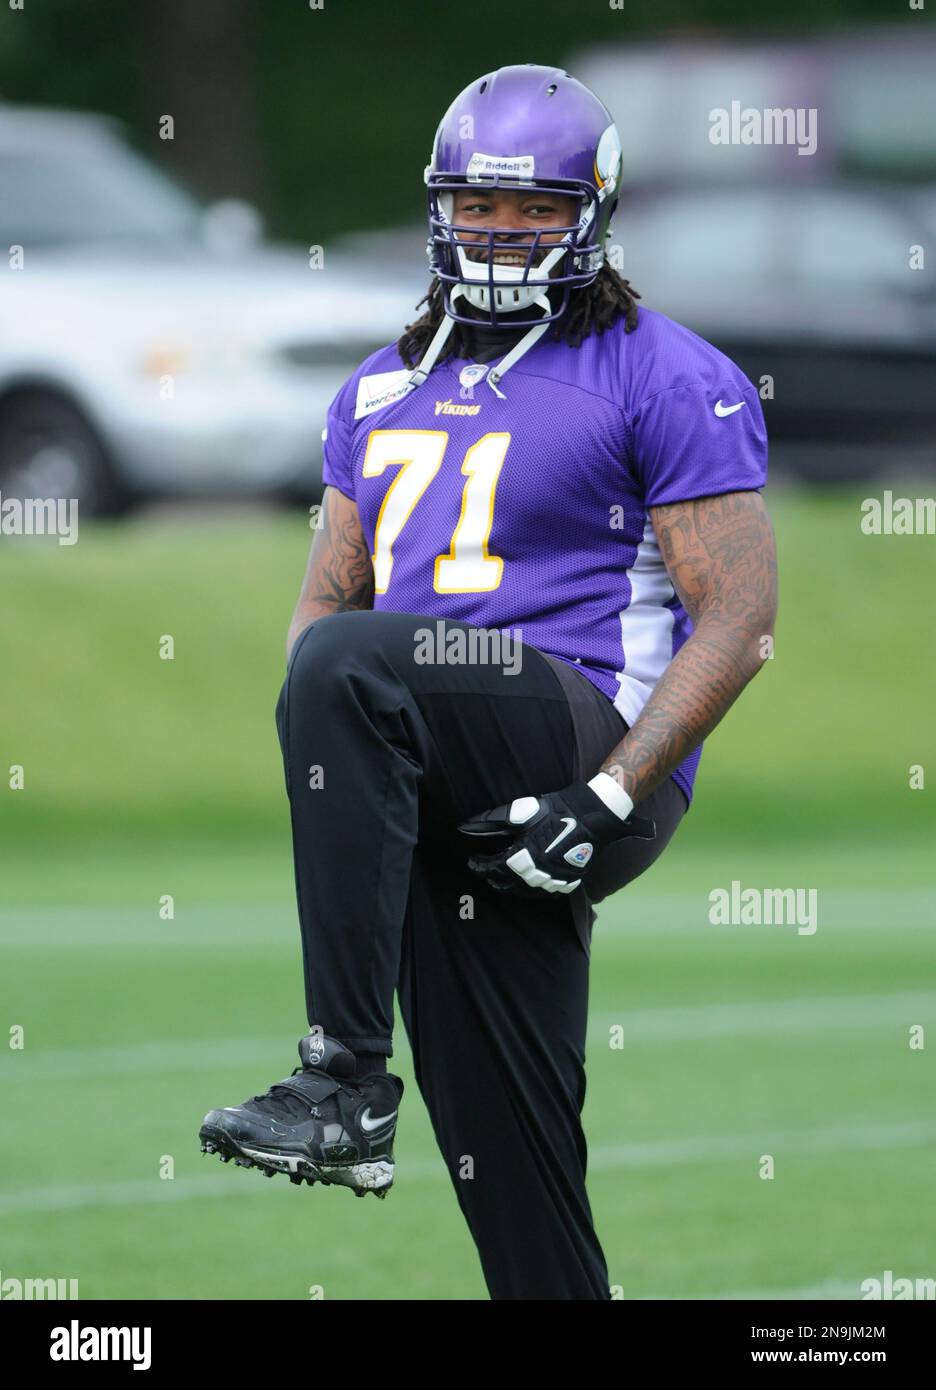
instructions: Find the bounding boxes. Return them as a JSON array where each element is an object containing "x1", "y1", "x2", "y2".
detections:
[
  {"x1": 49, "y1": 1320, "x2": 152, "y2": 1371},
  {"x1": 354, "y1": 370, "x2": 414, "y2": 420}
]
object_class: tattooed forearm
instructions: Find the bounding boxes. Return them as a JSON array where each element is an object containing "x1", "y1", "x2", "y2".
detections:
[
  {"x1": 287, "y1": 486, "x2": 375, "y2": 658},
  {"x1": 311, "y1": 493, "x2": 374, "y2": 612},
  {"x1": 600, "y1": 491, "x2": 778, "y2": 804}
]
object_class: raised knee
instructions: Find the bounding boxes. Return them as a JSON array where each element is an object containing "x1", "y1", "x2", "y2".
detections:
[{"x1": 288, "y1": 611, "x2": 374, "y2": 692}]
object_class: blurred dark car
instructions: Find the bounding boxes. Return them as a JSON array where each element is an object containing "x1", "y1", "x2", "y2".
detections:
[
  {"x1": 568, "y1": 28, "x2": 936, "y2": 478},
  {"x1": 616, "y1": 181, "x2": 936, "y2": 477}
]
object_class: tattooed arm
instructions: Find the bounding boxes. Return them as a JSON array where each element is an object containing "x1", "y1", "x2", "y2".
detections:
[
  {"x1": 286, "y1": 486, "x2": 375, "y2": 659},
  {"x1": 598, "y1": 490, "x2": 778, "y2": 805}
]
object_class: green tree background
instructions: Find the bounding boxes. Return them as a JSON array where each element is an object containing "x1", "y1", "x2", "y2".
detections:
[{"x1": 0, "y1": 0, "x2": 902, "y2": 241}]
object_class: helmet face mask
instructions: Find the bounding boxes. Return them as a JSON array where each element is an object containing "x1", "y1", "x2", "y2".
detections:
[
  {"x1": 426, "y1": 177, "x2": 602, "y2": 327},
  {"x1": 423, "y1": 65, "x2": 622, "y2": 330}
]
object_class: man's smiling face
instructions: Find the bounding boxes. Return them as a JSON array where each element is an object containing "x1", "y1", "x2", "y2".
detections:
[{"x1": 450, "y1": 186, "x2": 580, "y2": 267}]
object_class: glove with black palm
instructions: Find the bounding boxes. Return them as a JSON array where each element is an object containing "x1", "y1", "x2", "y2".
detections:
[{"x1": 458, "y1": 772, "x2": 656, "y2": 899}]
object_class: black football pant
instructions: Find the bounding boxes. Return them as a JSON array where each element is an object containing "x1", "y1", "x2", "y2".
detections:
[{"x1": 274, "y1": 609, "x2": 685, "y2": 1300}]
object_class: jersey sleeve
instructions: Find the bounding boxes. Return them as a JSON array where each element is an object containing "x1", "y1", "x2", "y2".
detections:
[
  {"x1": 629, "y1": 362, "x2": 768, "y2": 508},
  {"x1": 320, "y1": 379, "x2": 356, "y2": 502}
]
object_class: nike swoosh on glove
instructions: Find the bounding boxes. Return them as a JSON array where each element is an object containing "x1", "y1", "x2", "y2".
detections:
[{"x1": 457, "y1": 772, "x2": 656, "y2": 899}]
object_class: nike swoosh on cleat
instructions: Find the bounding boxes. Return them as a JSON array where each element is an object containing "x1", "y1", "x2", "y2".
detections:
[{"x1": 360, "y1": 1107, "x2": 397, "y2": 1132}]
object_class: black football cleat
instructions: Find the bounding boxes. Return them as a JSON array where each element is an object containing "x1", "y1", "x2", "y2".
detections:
[{"x1": 199, "y1": 1032, "x2": 403, "y2": 1198}]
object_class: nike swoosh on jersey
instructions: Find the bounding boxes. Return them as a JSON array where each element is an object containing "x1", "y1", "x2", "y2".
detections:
[{"x1": 714, "y1": 400, "x2": 745, "y2": 417}]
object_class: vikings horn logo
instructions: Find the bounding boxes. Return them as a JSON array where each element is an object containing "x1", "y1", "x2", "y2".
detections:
[{"x1": 594, "y1": 125, "x2": 622, "y2": 199}]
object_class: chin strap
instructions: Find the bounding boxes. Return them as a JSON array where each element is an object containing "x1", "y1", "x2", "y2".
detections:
[
  {"x1": 405, "y1": 310, "x2": 457, "y2": 390},
  {"x1": 406, "y1": 284, "x2": 552, "y2": 401},
  {"x1": 484, "y1": 305, "x2": 551, "y2": 400}
]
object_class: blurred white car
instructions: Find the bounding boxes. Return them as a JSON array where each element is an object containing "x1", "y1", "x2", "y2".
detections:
[{"x1": 0, "y1": 105, "x2": 426, "y2": 513}]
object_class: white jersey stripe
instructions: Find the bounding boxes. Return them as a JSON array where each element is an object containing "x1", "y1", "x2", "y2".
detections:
[{"x1": 613, "y1": 514, "x2": 677, "y2": 726}]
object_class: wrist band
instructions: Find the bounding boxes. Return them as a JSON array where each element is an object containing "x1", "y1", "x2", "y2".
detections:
[{"x1": 586, "y1": 771, "x2": 635, "y2": 823}]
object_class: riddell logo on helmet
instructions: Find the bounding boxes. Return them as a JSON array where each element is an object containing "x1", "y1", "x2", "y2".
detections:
[{"x1": 466, "y1": 152, "x2": 535, "y2": 180}]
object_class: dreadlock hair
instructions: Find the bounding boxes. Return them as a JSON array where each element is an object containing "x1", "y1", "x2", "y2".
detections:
[{"x1": 396, "y1": 261, "x2": 642, "y2": 370}]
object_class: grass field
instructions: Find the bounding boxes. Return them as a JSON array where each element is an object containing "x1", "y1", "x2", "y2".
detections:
[{"x1": 1, "y1": 488, "x2": 933, "y2": 1300}]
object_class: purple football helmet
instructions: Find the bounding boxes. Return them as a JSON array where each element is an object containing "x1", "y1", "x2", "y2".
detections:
[{"x1": 424, "y1": 64, "x2": 622, "y2": 328}]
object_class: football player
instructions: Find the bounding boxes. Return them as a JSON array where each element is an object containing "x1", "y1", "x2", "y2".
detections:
[{"x1": 200, "y1": 63, "x2": 777, "y2": 1301}]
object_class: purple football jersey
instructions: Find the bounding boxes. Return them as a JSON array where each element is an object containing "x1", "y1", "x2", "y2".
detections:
[{"x1": 321, "y1": 305, "x2": 768, "y2": 803}]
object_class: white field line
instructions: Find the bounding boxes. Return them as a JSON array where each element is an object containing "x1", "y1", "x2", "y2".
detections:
[
  {"x1": 636, "y1": 1277, "x2": 868, "y2": 1301},
  {"x1": 0, "y1": 890, "x2": 934, "y2": 946},
  {"x1": 1, "y1": 990, "x2": 934, "y2": 1082},
  {"x1": 589, "y1": 1118, "x2": 936, "y2": 1169},
  {"x1": 1, "y1": 1118, "x2": 934, "y2": 1219},
  {"x1": 589, "y1": 989, "x2": 936, "y2": 1041},
  {"x1": 594, "y1": 890, "x2": 936, "y2": 933}
]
